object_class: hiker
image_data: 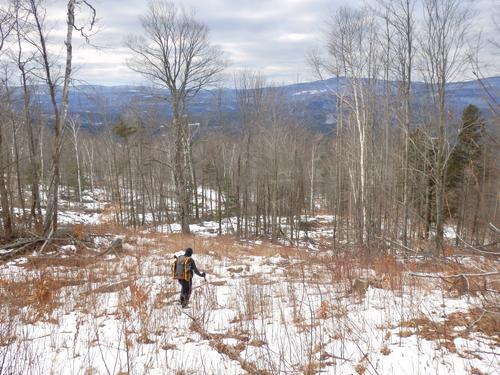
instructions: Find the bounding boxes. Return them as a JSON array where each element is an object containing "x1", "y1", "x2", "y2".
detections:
[{"x1": 172, "y1": 248, "x2": 206, "y2": 307}]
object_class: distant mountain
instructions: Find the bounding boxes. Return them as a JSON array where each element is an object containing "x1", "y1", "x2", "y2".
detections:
[{"x1": 29, "y1": 76, "x2": 500, "y2": 132}]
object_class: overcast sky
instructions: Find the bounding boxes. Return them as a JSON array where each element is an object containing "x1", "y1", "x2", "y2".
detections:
[{"x1": 44, "y1": 0, "x2": 499, "y2": 86}]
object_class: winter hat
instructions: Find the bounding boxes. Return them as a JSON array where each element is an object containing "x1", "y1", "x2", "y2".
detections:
[{"x1": 185, "y1": 248, "x2": 193, "y2": 257}]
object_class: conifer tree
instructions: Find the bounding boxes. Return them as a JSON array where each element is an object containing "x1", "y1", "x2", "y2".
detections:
[
  {"x1": 447, "y1": 104, "x2": 485, "y2": 216},
  {"x1": 447, "y1": 104, "x2": 484, "y2": 226}
]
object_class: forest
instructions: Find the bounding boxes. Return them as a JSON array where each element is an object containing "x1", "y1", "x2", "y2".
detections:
[
  {"x1": 0, "y1": 0, "x2": 498, "y2": 254},
  {"x1": 0, "y1": 0, "x2": 498, "y2": 374}
]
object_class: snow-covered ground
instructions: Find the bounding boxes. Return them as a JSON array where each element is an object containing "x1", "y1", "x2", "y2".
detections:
[
  {"x1": 1, "y1": 192, "x2": 498, "y2": 374},
  {"x1": 0, "y1": 231, "x2": 497, "y2": 375},
  {"x1": 13, "y1": 188, "x2": 109, "y2": 226}
]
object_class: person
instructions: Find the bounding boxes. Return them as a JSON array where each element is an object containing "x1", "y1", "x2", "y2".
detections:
[{"x1": 172, "y1": 248, "x2": 206, "y2": 307}]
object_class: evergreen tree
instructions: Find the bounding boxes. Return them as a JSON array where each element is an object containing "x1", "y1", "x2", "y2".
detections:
[
  {"x1": 446, "y1": 104, "x2": 485, "y2": 216},
  {"x1": 112, "y1": 119, "x2": 138, "y2": 140},
  {"x1": 409, "y1": 126, "x2": 435, "y2": 239}
]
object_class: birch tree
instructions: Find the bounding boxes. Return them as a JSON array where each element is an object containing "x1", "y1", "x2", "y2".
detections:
[
  {"x1": 324, "y1": 7, "x2": 381, "y2": 246},
  {"x1": 68, "y1": 116, "x2": 82, "y2": 202}
]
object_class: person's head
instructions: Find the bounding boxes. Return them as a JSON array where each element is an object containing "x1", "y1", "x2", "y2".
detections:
[{"x1": 184, "y1": 248, "x2": 193, "y2": 257}]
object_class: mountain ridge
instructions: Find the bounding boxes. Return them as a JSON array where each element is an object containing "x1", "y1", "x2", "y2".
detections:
[{"x1": 28, "y1": 76, "x2": 500, "y2": 131}]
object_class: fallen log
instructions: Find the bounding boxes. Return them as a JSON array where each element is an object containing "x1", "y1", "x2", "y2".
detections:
[
  {"x1": 0, "y1": 239, "x2": 45, "y2": 260},
  {"x1": 0, "y1": 238, "x2": 40, "y2": 251}
]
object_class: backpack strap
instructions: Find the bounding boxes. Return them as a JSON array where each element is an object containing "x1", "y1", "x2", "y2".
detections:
[
  {"x1": 183, "y1": 256, "x2": 192, "y2": 281},
  {"x1": 171, "y1": 256, "x2": 176, "y2": 279}
]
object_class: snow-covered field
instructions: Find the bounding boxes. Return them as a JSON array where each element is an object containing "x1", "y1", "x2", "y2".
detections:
[{"x1": 0, "y1": 226, "x2": 498, "y2": 375}]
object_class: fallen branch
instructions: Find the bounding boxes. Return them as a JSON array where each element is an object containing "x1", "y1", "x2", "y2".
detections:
[
  {"x1": 379, "y1": 236, "x2": 419, "y2": 254},
  {"x1": 0, "y1": 228, "x2": 80, "y2": 253},
  {"x1": 409, "y1": 271, "x2": 499, "y2": 279},
  {"x1": 409, "y1": 269, "x2": 499, "y2": 303},
  {"x1": 0, "y1": 238, "x2": 46, "y2": 260},
  {"x1": 456, "y1": 233, "x2": 500, "y2": 256},
  {"x1": 0, "y1": 238, "x2": 40, "y2": 251},
  {"x1": 96, "y1": 238, "x2": 123, "y2": 257},
  {"x1": 0, "y1": 242, "x2": 38, "y2": 260},
  {"x1": 489, "y1": 223, "x2": 500, "y2": 234},
  {"x1": 38, "y1": 227, "x2": 54, "y2": 255}
]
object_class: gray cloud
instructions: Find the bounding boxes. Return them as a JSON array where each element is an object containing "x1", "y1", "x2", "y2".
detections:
[
  {"x1": 44, "y1": 0, "x2": 498, "y2": 86},
  {"x1": 58, "y1": 0, "x2": 355, "y2": 85}
]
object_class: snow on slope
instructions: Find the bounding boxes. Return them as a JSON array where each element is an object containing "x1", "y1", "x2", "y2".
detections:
[
  {"x1": 0, "y1": 231, "x2": 497, "y2": 375},
  {"x1": 1, "y1": 191, "x2": 497, "y2": 374}
]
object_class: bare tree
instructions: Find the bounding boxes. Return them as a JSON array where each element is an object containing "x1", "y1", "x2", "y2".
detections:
[
  {"x1": 321, "y1": 7, "x2": 381, "y2": 246},
  {"x1": 126, "y1": 0, "x2": 224, "y2": 233},
  {"x1": 68, "y1": 116, "x2": 82, "y2": 202},
  {"x1": 0, "y1": 101, "x2": 14, "y2": 239},
  {"x1": 12, "y1": 2, "x2": 42, "y2": 228},
  {"x1": 0, "y1": 1, "x2": 15, "y2": 51},
  {"x1": 420, "y1": 0, "x2": 472, "y2": 254},
  {"x1": 26, "y1": 0, "x2": 96, "y2": 235},
  {"x1": 375, "y1": 0, "x2": 417, "y2": 247},
  {"x1": 83, "y1": 137, "x2": 95, "y2": 193},
  {"x1": 0, "y1": 0, "x2": 15, "y2": 238},
  {"x1": 469, "y1": 4, "x2": 500, "y2": 121}
]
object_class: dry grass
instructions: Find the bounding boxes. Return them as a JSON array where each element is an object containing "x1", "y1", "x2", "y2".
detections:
[
  {"x1": 24, "y1": 256, "x2": 98, "y2": 269},
  {"x1": 373, "y1": 255, "x2": 404, "y2": 290},
  {"x1": 380, "y1": 345, "x2": 392, "y2": 355},
  {"x1": 83, "y1": 280, "x2": 133, "y2": 295},
  {"x1": 0, "y1": 272, "x2": 87, "y2": 312},
  {"x1": 1, "y1": 220, "x2": 496, "y2": 374},
  {"x1": 355, "y1": 362, "x2": 366, "y2": 374},
  {"x1": 400, "y1": 307, "x2": 500, "y2": 348},
  {"x1": 317, "y1": 300, "x2": 330, "y2": 319},
  {"x1": 445, "y1": 274, "x2": 490, "y2": 297}
]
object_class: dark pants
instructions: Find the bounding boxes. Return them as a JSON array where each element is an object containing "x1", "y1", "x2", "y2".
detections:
[{"x1": 178, "y1": 279, "x2": 192, "y2": 307}]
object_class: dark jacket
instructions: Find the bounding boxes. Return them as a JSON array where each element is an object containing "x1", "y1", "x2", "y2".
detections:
[{"x1": 186, "y1": 256, "x2": 203, "y2": 278}]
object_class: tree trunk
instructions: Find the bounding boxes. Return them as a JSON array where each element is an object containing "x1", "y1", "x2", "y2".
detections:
[
  {"x1": 39, "y1": 0, "x2": 75, "y2": 235},
  {"x1": 172, "y1": 99, "x2": 190, "y2": 234},
  {"x1": 0, "y1": 120, "x2": 13, "y2": 238}
]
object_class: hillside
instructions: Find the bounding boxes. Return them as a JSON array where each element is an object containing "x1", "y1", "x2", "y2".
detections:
[
  {"x1": 0, "y1": 195, "x2": 498, "y2": 374},
  {"x1": 30, "y1": 76, "x2": 500, "y2": 132}
]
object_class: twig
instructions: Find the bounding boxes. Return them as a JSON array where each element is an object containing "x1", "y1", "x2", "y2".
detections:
[
  {"x1": 0, "y1": 238, "x2": 40, "y2": 250},
  {"x1": 96, "y1": 238, "x2": 122, "y2": 257},
  {"x1": 489, "y1": 223, "x2": 500, "y2": 234},
  {"x1": 467, "y1": 309, "x2": 486, "y2": 330},
  {"x1": 409, "y1": 271, "x2": 499, "y2": 278},
  {"x1": 465, "y1": 349, "x2": 500, "y2": 356},
  {"x1": 456, "y1": 233, "x2": 500, "y2": 256},
  {"x1": 461, "y1": 274, "x2": 471, "y2": 303},
  {"x1": 38, "y1": 227, "x2": 54, "y2": 255},
  {"x1": 379, "y1": 236, "x2": 419, "y2": 254},
  {"x1": 146, "y1": 159, "x2": 173, "y2": 170},
  {"x1": 0, "y1": 242, "x2": 37, "y2": 260}
]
